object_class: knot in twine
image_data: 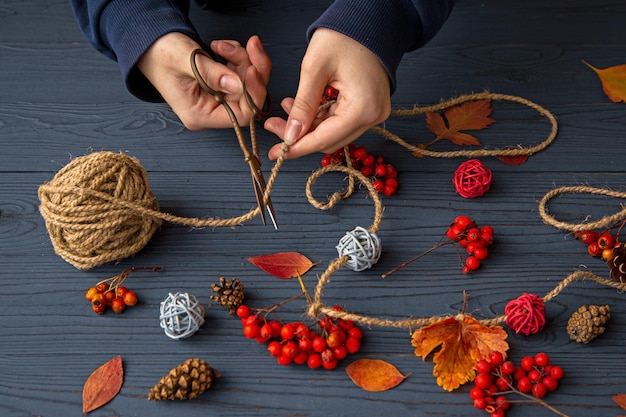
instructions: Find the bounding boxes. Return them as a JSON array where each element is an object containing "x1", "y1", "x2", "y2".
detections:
[
  {"x1": 336, "y1": 226, "x2": 382, "y2": 271},
  {"x1": 159, "y1": 292, "x2": 205, "y2": 339},
  {"x1": 453, "y1": 159, "x2": 492, "y2": 198},
  {"x1": 37, "y1": 152, "x2": 162, "y2": 270},
  {"x1": 504, "y1": 293, "x2": 545, "y2": 335}
]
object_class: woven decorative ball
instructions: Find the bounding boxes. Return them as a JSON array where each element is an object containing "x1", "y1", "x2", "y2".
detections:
[
  {"x1": 504, "y1": 293, "x2": 546, "y2": 336},
  {"x1": 37, "y1": 151, "x2": 162, "y2": 270},
  {"x1": 159, "y1": 292, "x2": 205, "y2": 340},
  {"x1": 452, "y1": 159, "x2": 492, "y2": 198},
  {"x1": 336, "y1": 226, "x2": 382, "y2": 271}
]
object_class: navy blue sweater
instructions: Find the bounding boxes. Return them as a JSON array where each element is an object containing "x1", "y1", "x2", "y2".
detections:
[{"x1": 71, "y1": 0, "x2": 454, "y2": 102}]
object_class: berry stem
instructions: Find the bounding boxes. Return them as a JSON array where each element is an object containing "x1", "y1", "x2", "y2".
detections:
[
  {"x1": 495, "y1": 370, "x2": 570, "y2": 417},
  {"x1": 381, "y1": 240, "x2": 455, "y2": 278},
  {"x1": 96, "y1": 266, "x2": 163, "y2": 292}
]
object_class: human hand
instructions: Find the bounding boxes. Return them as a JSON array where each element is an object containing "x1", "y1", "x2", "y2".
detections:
[
  {"x1": 265, "y1": 28, "x2": 391, "y2": 160},
  {"x1": 138, "y1": 32, "x2": 271, "y2": 129}
]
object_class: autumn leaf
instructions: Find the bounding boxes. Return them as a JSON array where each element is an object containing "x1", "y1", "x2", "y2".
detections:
[
  {"x1": 425, "y1": 99, "x2": 495, "y2": 146},
  {"x1": 346, "y1": 359, "x2": 410, "y2": 392},
  {"x1": 248, "y1": 251, "x2": 315, "y2": 279},
  {"x1": 583, "y1": 60, "x2": 626, "y2": 103},
  {"x1": 497, "y1": 155, "x2": 529, "y2": 166},
  {"x1": 82, "y1": 355, "x2": 124, "y2": 414},
  {"x1": 613, "y1": 393, "x2": 626, "y2": 410},
  {"x1": 411, "y1": 314, "x2": 508, "y2": 391}
]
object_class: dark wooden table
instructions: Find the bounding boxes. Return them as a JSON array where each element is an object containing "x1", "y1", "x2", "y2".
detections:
[{"x1": 1, "y1": 1, "x2": 625, "y2": 416}]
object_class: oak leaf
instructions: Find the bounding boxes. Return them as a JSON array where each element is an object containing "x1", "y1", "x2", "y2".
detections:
[
  {"x1": 411, "y1": 314, "x2": 508, "y2": 391},
  {"x1": 346, "y1": 359, "x2": 410, "y2": 392},
  {"x1": 583, "y1": 60, "x2": 626, "y2": 103},
  {"x1": 82, "y1": 355, "x2": 124, "y2": 414},
  {"x1": 425, "y1": 99, "x2": 495, "y2": 146},
  {"x1": 248, "y1": 251, "x2": 315, "y2": 279}
]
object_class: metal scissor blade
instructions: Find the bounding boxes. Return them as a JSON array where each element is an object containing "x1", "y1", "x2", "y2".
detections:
[{"x1": 251, "y1": 170, "x2": 278, "y2": 230}]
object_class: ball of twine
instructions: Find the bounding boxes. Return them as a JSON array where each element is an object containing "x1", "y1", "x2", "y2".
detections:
[
  {"x1": 452, "y1": 159, "x2": 492, "y2": 198},
  {"x1": 504, "y1": 293, "x2": 546, "y2": 336},
  {"x1": 336, "y1": 226, "x2": 382, "y2": 271},
  {"x1": 37, "y1": 152, "x2": 162, "y2": 270},
  {"x1": 159, "y1": 292, "x2": 205, "y2": 340}
]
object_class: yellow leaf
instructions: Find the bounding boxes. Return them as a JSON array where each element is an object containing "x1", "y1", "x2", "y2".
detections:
[
  {"x1": 346, "y1": 359, "x2": 410, "y2": 392},
  {"x1": 583, "y1": 60, "x2": 626, "y2": 103},
  {"x1": 411, "y1": 315, "x2": 508, "y2": 391}
]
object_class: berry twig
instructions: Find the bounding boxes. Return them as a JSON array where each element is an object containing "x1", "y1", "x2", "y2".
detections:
[{"x1": 381, "y1": 239, "x2": 454, "y2": 278}]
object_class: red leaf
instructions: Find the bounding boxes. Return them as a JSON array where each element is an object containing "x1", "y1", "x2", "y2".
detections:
[
  {"x1": 82, "y1": 356, "x2": 124, "y2": 414},
  {"x1": 614, "y1": 393, "x2": 626, "y2": 410},
  {"x1": 248, "y1": 252, "x2": 315, "y2": 279},
  {"x1": 497, "y1": 155, "x2": 529, "y2": 165}
]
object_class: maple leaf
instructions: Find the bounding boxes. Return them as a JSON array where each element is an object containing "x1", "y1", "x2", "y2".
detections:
[
  {"x1": 411, "y1": 314, "x2": 508, "y2": 391},
  {"x1": 346, "y1": 359, "x2": 410, "y2": 392},
  {"x1": 583, "y1": 60, "x2": 626, "y2": 103},
  {"x1": 425, "y1": 99, "x2": 495, "y2": 146},
  {"x1": 248, "y1": 251, "x2": 315, "y2": 279},
  {"x1": 83, "y1": 356, "x2": 124, "y2": 414}
]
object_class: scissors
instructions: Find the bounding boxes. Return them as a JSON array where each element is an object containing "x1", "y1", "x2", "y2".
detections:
[{"x1": 190, "y1": 48, "x2": 277, "y2": 229}]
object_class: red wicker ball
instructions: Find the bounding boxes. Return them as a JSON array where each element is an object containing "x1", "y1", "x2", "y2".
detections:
[
  {"x1": 452, "y1": 159, "x2": 492, "y2": 198},
  {"x1": 504, "y1": 293, "x2": 546, "y2": 336}
]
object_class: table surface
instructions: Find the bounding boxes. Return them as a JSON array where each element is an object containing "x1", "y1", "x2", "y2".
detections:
[{"x1": 1, "y1": 1, "x2": 626, "y2": 416}]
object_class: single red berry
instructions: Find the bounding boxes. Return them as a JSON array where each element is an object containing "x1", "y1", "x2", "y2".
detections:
[
  {"x1": 123, "y1": 291, "x2": 138, "y2": 307},
  {"x1": 489, "y1": 351, "x2": 504, "y2": 367},
  {"x1": 360, "y1": 166, "x2": 374, "y2": 177},
  {"x1": 476, "y1": 359, "x2": 492, "y2": 374},
  {"x1": 104, "y1": 290, "x2": 116, "y2": 304},
  {"x1": 110, "y1": 297, "x2": 126, "y2": 314},
  {"x1": 85, "y1": 287, "x2": 99, "y2": 302},
  {"x1": 91, "y1": 293, "x2": 107, "y2": 314},
  {"x1": 517, "y1": 376, "x2": 532, "y2": 393},
  {"x1": 95, "y1": 282, "x2": 109, "y2": 293},
  {"x1": 324, "y1": 86, "x2": 339, "y2": 100},
  {"x1": 473, "y1": 247, "x2": 489, "y2": 261},
  {"x1": 307, "y1": 353, "x2": 323, "y2": 369},
  {"x1": 465, "y1": 256, "x2": 481, "y2": 271},
  {"x1": 495, "y1": 376, "x2": 511, "y2": 392},
  {"x1": 353, "y1": 146, "x2": 368, "y2": 161},
  {"x1": 116, "y1": 286, "x2": 129, "y2": 298},
  {"x1": 491, "y1": 408, "x2": 506, "y2": 417},
  {"x1": 513, "y1": 367, "x2": 527, "y2": 381},
  {"x1": 542, "y1": 375, "x2": 559, "y2": 392},
  {"x1": 549, "y1": 365, "x2": 564, "y2": 380},
  {"x1": 362, "y1": 154, "x2": 375, "y2": 166},
  {"x1": 243, "y1": 323, "x2": 260, "y2": 339},
  {"x1": 500, "y1": 361, "x2": 516, "y2": 375},
  {"x1": 469, "y1": 387, "x2": 484, "y2": 401},
  {"x1": 259, "y1": 323, "x2": 274, "y2": 341},
  {"x1": 321, "y1": 154, "x2": 332, "y2": 167},
  {"x1": 374, "y1": 164, "x2": 387, "y2": 177},
  {"x1": 597, "y1": 233, "x2": 614, "y2": 249},
  {"x1": 473, "y1": 398, "x2": 487, "y2": 410},
  {"x1": 236, "y1": 305, "x2": 251, "y2": 319},
  {"x1": 467, "y1": 228, "x2": 482, "y2": 242},
  {"x1": 326, "y1": 331, "x2": 345, "y2": 349},
  {"x1": 293, "y1": 351, "x2": 308, "y2": 365},
  {"x1": 587, "y1": 241, "x2": 602, "y2": 257},
  {"x1": 473, "y1": 373, "x2": 493, "y2": 390},
  {"x1": 277, "y1": 354, "x2": 293, "y2": 366},
  {"x1": 532, "y1": 382, "x2": 548, "y2": 398},
  {"x1": 495, "y1": 395, "x2": 510, "y2": 411},
  {"x1": 282, "y1": 341, "x2": 299, "y2": 359},
  {"x1": 528, "y1": 369, "x2": 542, "y2": 383},
  {"x1": 578, "y1": 230, "x2": 599, "y2": 245},
  {"x1": 348, "y1": 327, "x2": 363, "y2": 340},
  {"x1": 386, "y1": 165, "x2": 398, "y2": 179},
  {"x1": 322, "y1": 358, "x2": 338, "y2": 370},
  {"x1": 267, "y1": 340, "x2": 282, "y2": 357},
  {"x1": 520, "y1": 356, "x2": 536, "y2": 371},
  {"x1": 344, "y1": 336, "x2": 361, "y2": 354},
  {"x1": 338, "y1": 318, "x2": 354, "y2": 331},
  {"x1": 312, "y1": 336, "x2": 327, "y2": 353},
  {"x1": 333, "y1": 345, "x2": 348, "y2": 360},
  {"x1": 372, "y1": 179, "x2": 384, "y2": 193},
  {"x1": 280, "y1": 323, "x2": 296, "y2": 340},
  {"x1": 383, "y1": 184, "x2": 396, "y2": 197},
  {"x1": 454, "y1": 216, "x2": 473, "y2": 229},
  {"x1": 534, "y1": 352, "x2": 550, "y2": 367},
  {"x1": 385, "y1": 178, "x2": 399, "y2": 190},
  {"x1": 298, "y1": 337, "x2": 313, "y2": 352}
]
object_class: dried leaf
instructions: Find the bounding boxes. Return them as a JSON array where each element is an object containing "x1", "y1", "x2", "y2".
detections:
[
  {"x1": 411, "y1": 315, "x2": 508, "y2": 391},
  {"x1": 426, "y1": 99, "x2": 495, "y2": 146},
  {"x1": 82, "y1": 355, "x2": 123, "y2": 414},
  {"x1": 583, "y1": 60, "x2": 626, "y2": 103},
  {"x1": 613, "y1": 393, "x2": 626, "y2": 410},
  {"x1": 346, "y1": 359, "x2": 410, "y2": 392},
  {"x1": 497, "y1": 155, "x2": 529, "y2": 166},
  {"x1": 248, "y1": 251, "x2": 315, "y2": 279}
]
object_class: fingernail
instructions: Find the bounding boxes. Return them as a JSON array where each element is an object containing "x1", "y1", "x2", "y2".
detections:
[
  {"x1": 284, "y1": 119, "x2": 302, "y2": 145},
  {"x1": 219, "y1": 74, "x2": 243, "y2": 94}
]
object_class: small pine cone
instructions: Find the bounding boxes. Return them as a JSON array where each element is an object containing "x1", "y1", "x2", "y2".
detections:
[
  {"x1": 210, "y1": 277, "x2": 245, "y2": 314},
  {"x1": 566, "y1": 304, "x2": 610, "y2": 344},
  {"x1": 607, "y1": 243, "x2": 626, "y2": 282},
  {"x1": 148, "y1": 358, "x2": 221, "y2": 401}
]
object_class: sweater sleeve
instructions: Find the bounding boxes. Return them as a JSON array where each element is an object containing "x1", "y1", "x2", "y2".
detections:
[
  {"x1": 307, "y1": 0, "x2": 455, "y2": 93},
  {"x1": 70, "y1": 0, "x2": 203, "y2": 102}
]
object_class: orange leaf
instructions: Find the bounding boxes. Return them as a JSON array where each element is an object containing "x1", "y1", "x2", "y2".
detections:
[
  {"x1": 411, "y1": 315, "x2": 508, "y2": 391},
  {"x1": 82, "y1": 355, "x2": 124, "y2": 414},
  {"x1": 614, "y1": 393, "x2": 626, "y2": 410},
  {"x1": 346, "y1": 359, "x2": 410, "y2": 392},
  {"x1": 426, "y1": 99, "x2": 495, "y2": 146},
  {"x1": 248, "y1": 251, "x2": 315, "y2": 279},
  {"x1": 583, "y1": 60, "x2": 626, "y2": 103}
]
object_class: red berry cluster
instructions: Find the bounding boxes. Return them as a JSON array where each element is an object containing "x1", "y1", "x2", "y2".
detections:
[
  {"x1": 85, "y1": 282, "x2": 138, "y2": 314},
  {"x1": 574, "y1": 229, "x2": 619, "y2": 261},
  {"x1": 446, "y1": 215, "x2": 494, "y2": 274},
  {"x1": 471, "y1": 352, "x2": 564, "y2": 417},
  {"x1": 236, "y1": 304, "x2": 363, "y2": 370},
  {"x1": 321, "y1": 144, "x2": 399, "y2": 196}
]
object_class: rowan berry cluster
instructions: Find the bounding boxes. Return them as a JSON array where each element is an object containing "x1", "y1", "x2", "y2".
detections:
[
  {"x1": 321, "y1": 144, "x2": 399, "y2": 196},
  {"x1": 574, "y1": 229, "x2": 619, "y2": 261},
  {"x1": 446, "y1": 215, "x2": 494, "y2": 274},
  {"x1": 236, "y1": 304, "x2": 363, "y2": 370},
  {"x1": 85, "y1": 281, "x2": 138, "y2": 314},
  {"x1": 470, "y1": 352, "x2": 564, "y2": 417}
]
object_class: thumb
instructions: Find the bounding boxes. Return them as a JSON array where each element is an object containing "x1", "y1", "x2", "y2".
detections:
[{"x1": 283, "y1": 72, "x2": 328, "y2": 145}]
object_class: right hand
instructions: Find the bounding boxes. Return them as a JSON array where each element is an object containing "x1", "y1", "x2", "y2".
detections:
[{"x1": 138, "y1": 32, "x2": 272, "y2": 129}]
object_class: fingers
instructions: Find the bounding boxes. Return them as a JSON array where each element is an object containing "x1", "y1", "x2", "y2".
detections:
[
  {"x1": 193, "y1": 49, "x2": 243, "y2": 96},
  {"x1": 246, "y1": 35, "x2": 272, "y2": 86}
]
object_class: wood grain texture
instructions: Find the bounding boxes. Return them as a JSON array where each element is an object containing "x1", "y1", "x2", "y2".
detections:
[{"x1": 1, "y1": 0, "x2": 626, "y2": 416}]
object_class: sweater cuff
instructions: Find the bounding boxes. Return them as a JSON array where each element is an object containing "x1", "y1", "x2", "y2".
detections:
[
  {"x1": 307, "y1": 0, "x2": 422, "y2": 93},
  {"x1": 99, "y1": 0, "x2": 202, "y2": 102}
]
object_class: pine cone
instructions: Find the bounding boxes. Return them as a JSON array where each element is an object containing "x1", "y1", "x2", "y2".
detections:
[
  {"x1": 148, "y1": 358, "x2": 221, "y2": 401},
  {"x1": 210, "y1": 277, "x2": 245, "y2": 314},
  {"x1": 607, "y1": 243, "x2": 626, "y2": 282},
  {"x1": 566, "y1": 304, "x2": 610, "y2": 344}
]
